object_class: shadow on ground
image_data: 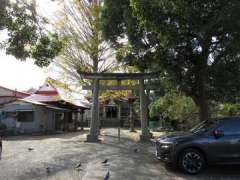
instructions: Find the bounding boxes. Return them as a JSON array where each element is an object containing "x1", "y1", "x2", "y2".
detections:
[
  {"x1": 4, "y1": 130, "x2": 89, "y2": 141},
  {"x1": 1, "y1": 129, "x2": 240, "y2": 180}
]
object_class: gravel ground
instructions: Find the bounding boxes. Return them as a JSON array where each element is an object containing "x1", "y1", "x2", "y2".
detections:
[{"x1": 0, "y1": 128, "x2": 240, "y2": 180}]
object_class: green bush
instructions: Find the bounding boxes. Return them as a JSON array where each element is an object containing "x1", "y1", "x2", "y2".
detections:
[
  {"x1": 212, "y1": 102, "x2": 240, "y2": 118},
  {"x1": 150, "y1": 92, "x2": 199, "y2": 129}
]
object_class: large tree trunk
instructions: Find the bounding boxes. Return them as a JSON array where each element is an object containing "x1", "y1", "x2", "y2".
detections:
[
  {"x1": 193, "y1": 94, "x2": 209, "y2": 122},
  {"x1": 195, "y1": 68, "x2": 209, "y2": 122},
  {"x1": 197, "y1": 94, "x2": 209, "y2": 122}
]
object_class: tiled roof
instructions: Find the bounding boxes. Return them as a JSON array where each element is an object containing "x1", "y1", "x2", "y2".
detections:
[
  {"x1": 23, "y1": 92, "x2": 90, "y2": 109},
  {"x1": 23, "y1": 94, "x2": 60, "y2": 102},
  {"x1": 19, "y1": 99, "x2": 71, "y2": 111},
  {"x1": 0, "y1": 86, "x2": 30, "y2": 98},
  {"x1": 35, "y1": 84, "x2": 59, "y2": 96}
]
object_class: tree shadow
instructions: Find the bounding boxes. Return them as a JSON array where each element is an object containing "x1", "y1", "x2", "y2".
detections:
[
  {"x1": 4, "y1": 130, "x2": 89, "y2": 141},
  {"x1": 5, "y1": 128, "x2": 240, "y2": 180}
]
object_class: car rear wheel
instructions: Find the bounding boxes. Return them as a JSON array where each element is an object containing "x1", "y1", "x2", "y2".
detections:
[{"x1": 178, "y1": 148, "x2": 205, "y2": 174}]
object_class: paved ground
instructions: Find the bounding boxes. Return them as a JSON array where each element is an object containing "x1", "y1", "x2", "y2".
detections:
[{"x1": 1, "y1": 128, "x2": 240, "y2": 180}]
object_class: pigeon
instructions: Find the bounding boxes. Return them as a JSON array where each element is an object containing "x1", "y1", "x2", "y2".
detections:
[
  {"x1": 102, "y1": 159, "x2": 108, "y2": 164},
  {"x1": 46, "y1": 167, "x2": 50, "y2": 175},
  {"x1": 75, "y1": 162, "x2": 82, "y2": 169},
  {"x1": 103, "y1": 171, "x2": 110, "y2": 180},
  {"x1": 28, "y1": 148, "x2": 34, "y2": 151},
  {"x1": 76, "y1": 168, "x2": 83, "y2": 172},
  {"x1": 134, "y1": 148, "x2": 140, "y2": 153}
]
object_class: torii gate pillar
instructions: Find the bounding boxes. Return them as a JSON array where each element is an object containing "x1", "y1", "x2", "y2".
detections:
[{"x1": 139, "y1": 78, "x2": 151, "y2": 142}]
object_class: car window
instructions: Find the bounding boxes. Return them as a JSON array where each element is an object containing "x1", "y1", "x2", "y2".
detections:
[
  {"x1": 190, "y1": 121, "x2": 217, "y2": 134},
  {"x1": 217, "y1": 119, "x2": 240, "y2": 136}
]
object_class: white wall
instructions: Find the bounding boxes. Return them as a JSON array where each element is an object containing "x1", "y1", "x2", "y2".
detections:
[
  {"x1": 1, "y1": 101, "x2": 57, "y2": 134},
  {"x1": 35, "y1": 106, "x2": 56, "y2": 132}
]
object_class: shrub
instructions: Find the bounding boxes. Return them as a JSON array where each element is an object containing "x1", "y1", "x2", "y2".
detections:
[
  {"x1": 149, "y1": 92, "x2": 199, "y2": 130},
  {"x1": 212, "y1": 102, "x2": 240, "y2": 118}
]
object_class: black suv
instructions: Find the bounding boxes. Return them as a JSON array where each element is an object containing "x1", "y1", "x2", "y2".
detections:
[{"x1": 154, "y1": 117, "x2": 240, "y2": 174}]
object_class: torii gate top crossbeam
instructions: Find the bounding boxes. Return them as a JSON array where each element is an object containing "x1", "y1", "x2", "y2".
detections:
[{"x1": 79, "y1": 72, "x2": 159, "y2": 80}]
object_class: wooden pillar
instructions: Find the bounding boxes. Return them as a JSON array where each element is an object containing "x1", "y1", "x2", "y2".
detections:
[
  {"x1": 146, "y1": 89, "x2": 150, "y2": 126},
  {"x1": 86, "y1": 78, "x2": 100, "y2": 142},
  {"x1": 103, "y1": 106, "x2": 106, "y2": 119},
  {"x1": 129, "y1": 102, "x2": 135, "y2": 132},
  {"x1": 117, "y1": 80, "x2": 122, "y2": 127},
  {"x1": 96, "y1": 105, "x2": 100, "y2": 136},
  {"x1": 63, "y1": 112, "x2": 68, "y2": 131},
  {"x1": 139, "y1": 78, "x2": 150, "y2": 141},
  {"x1": 80, "y1": 110, "x2": 84, "y2": 130},
  {"x1": 74, "y1": 112, "x2": 78, "y2": 131},
  {"x1": 118, "y1": 104, "x2": 121, "y2": 127}
]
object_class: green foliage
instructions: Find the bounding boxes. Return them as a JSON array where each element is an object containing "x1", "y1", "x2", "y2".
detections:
[
  {"x1": 0, "y1": 0, "x2": 63, "y2": 67},
  {"x1": 3, "y1": 1, "x2": 38, "y2": 59},
  {"x1": 31, "y1": 34, "x2": 64, "y2": 67},
  {"x1": 0, "y1": 0, "x2": 10, "y2": 31},
  {"x1": 102, "y1": 0, "x2": 240, "y2": 121},
  {"x1": 150, "y1": 92, "x2": 198, "y2": 125},
  {"x1": 212, "y1": 103, "x2": 240, "y2": 118},
  {"x1": 102, "y1": 0, "x2": 156, "y2": 71}
]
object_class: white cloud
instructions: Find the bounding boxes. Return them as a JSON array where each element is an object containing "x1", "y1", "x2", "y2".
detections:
[{"x1": 0, "y1": 50, "x2": 47, "y2": 91}]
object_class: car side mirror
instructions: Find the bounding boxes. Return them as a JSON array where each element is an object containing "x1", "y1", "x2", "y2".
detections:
[{"x1": 213, "y1": 129, "x2": 224, "y2": 139}]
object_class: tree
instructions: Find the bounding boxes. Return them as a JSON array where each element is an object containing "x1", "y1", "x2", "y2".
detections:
[
  {"x1": 102, "y1": 0, "x2": 156, "y2": 73},
  {"x1": 53, "y1": 0, "x2": 118, "y2": 84},
  {"x1": 0, "y1": 0, "x2": 63, "y2": 67},
  {"x1": 102, "y1": 0, "x2": 240, "y2": 121}
]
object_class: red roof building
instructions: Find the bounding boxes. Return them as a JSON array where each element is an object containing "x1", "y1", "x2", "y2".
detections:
[{"x1": 23, "y1": 79, "x2": 90, "y2": 109}]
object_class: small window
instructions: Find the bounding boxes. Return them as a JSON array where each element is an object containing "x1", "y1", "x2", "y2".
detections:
[
  {"x1": 106, "y1": 106, "x2": 118, "y2": 118},
  {"x1": 17, "y1": 111, "x2": 34, "y2": 122}
]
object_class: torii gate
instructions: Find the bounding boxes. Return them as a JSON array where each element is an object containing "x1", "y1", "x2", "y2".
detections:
[{"x1": 79, "y1": 72, "x2": 158, "y2": 142}]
